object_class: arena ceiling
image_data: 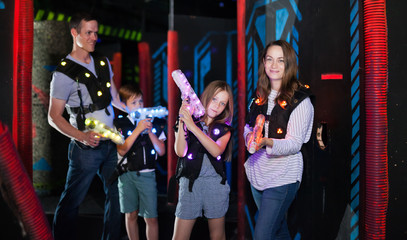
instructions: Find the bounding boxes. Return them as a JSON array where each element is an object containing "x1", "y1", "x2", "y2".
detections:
[{"x1": 34, "y1": 0, "x2": 237, "y2": 33}]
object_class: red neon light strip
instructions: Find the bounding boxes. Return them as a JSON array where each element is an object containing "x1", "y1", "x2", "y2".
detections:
[
  {"x1": 12, "y1": 0, "x2": 20, "y2": 147},
  {"x1": 13, "y1": 0, "x2": 34, "y2": 179},
  {"x1": 237, "y1": 0, "x2": 247, "y2": 239},
  {"x1": 363, "y1": 0, "x2": 388, "y2": 239},
  {"x1": 321, "y1": 73, "x2": 343, "y2": 80}
]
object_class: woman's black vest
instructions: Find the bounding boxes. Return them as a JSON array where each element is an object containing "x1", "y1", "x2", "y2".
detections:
[
  {"x1": 175, "y1": 122, "x2": 232, "y2": 192},
  {"x1": 55, "y1": 55, "x2": 112, "y2": 130},
  {"x1": 246, "y1": 87, "x2": 312, "y2": 139},
  {"x1": 114, "y1": 117, "x2": 166, "y2": 171}
]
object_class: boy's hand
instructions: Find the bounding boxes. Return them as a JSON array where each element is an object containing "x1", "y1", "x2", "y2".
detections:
[{"x1": 135, "y1": 118, "x2": 152, "y2": 133}]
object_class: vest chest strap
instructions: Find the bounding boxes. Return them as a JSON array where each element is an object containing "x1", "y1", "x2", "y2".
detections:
[{"x1": 67, "y1": 103, "x2": 110, "y2": 115}]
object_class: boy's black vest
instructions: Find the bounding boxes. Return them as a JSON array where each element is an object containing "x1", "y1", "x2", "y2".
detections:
[
  {"x1": 246, "y1": 87, "x2": 312, "y2": 140},
  {"x1": 114, "y1": 116, "x2": 166, "y2": 171},
  {"x1": 175, "y1": 121, "x2": 232, "y2": 192},
  {"x1": 55, "y1": 55, "x2": 112, "y2": 130}
]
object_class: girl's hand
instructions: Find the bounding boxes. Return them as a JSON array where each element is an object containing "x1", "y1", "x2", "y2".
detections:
[{"x1": 179, "y1": 101, "x2": 195, "y2": 130}]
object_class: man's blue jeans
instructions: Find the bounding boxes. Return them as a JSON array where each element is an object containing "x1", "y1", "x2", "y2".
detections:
[
  {"x1": 251, "y1": 182, "x2": 300, "y2": 240},
  {"x1": 53, "y1": 140, "x2": 121, "y2": 240}
]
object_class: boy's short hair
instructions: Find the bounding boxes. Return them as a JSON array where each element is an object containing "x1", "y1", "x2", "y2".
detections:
[
  {"x1": 69, "y1": 12, "x2": 98, "y2": 33},
  {"x1": 119, "y1": 84, "x2": 143, "y2": 103}
]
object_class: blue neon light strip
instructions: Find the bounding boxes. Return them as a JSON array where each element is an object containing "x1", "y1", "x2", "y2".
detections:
[
  {"x1": 199, "y1": 50, "x2": 211, "y2": 94},
  {"x1": 226, "y1": 31, "x2": 235, "y2": 187},
  {"x1": 152, "y1": 42, "x2": 168, "y2": 105},
  {"x1": 351, "y1": 76, "x2": 359, "y2": 98},
  {"x1": 246, "y1": 0, "x2": 270, "y2": 35},
  {"x1": 289, "y1": 0, "x2": 302, "y2": 21},
  {"x1": 253, "y1": 43, "x2": 259, "y2": 90},
  {"x1": 194, "y1": 34, "x2": 212, "y2": 94},
  {"x1": 247, "y1": 37, "x2": 254, "y2": 97},
  {"x1": 245, "y1": 205, "x2": 255, "y2": 238},
  {"x1": 276, "y1": 8, "x2": 289, "y2": 40},
  {"x1": 256, "y1": 14, "x2": 266, "y2": 47},
  {"x1": 292, "y1": 26, "x2": 299, "y2": 41},
  {"x1": 152, "y1": 42, "x2": 167, "y2": 59}
]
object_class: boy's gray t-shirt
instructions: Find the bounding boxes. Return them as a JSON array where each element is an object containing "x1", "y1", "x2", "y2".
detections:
[{"x1": 50, "y1": 54, "x2": 115, "y2": 129}]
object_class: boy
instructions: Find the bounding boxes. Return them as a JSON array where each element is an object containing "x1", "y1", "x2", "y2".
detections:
[{"x1": 114, "y1": 84, "x2": 166, "y2": 240}]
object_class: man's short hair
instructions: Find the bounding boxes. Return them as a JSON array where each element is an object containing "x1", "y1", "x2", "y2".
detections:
[{"x1": 69, "y1": 12, "x2": 98, "y2": 33}]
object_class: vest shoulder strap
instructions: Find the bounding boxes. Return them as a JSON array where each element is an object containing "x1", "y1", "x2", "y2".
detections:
[{"x1": 55, "y1": 58, "x2": 93, "y2": 82}]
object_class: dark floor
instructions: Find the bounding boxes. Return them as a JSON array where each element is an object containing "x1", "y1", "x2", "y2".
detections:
[{"x1": 40, "y1": 192, "x2": 239, "y2": 240}]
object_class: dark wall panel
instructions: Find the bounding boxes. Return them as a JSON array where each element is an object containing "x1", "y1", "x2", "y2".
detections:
[
  {"x1": 387, "y1": 0, "x2": 407, "y2": 239},
  {"x1": 0, "y1": 0, "x2": 13, "y2": 129},
  {"x1": 297, "y1": 0, "x2": 353, "y2": 238}
]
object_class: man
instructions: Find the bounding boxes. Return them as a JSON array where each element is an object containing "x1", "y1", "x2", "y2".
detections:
[{"x1": 48, "y1": 12, "x2": 122, "y2": 240}]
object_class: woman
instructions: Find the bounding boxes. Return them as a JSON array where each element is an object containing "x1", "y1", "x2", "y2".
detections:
[
  {"x1": 173, "y1": 80, "x2": 234, "y2": 240},
  {"x1": 244, "y1": 40, "x2": 314, "y2": 240}
]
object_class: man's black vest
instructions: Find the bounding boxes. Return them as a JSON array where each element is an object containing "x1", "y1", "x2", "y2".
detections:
[
  {"x1": 55, "y1": 55, "x2": 112, "y2": 130},
  {"x1": 175, "y1": 121, "x2": 232, "y2": 192},
  {"x1": 114, "y1": 116, "x2": 166, "y2": 171},
  {"x1": 246, "y1": 87, "x2": 312, "y2": 139}
]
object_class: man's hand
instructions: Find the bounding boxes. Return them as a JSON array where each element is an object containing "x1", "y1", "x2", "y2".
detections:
[{"x1": 82, "y1": 131, "x2": 102, "y2": 147}]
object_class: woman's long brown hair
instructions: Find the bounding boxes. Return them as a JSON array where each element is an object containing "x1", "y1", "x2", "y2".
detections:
[{"x1": 256, "y1": 40, "x2": 301, "y2": 105}]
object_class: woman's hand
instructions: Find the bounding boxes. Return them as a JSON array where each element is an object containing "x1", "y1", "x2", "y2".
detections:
[
  {"x1": 257, "y1": 137, "x2": 273, "y2": 149},
  {"x1": 246, "y1": 136, "x2": 273, "y2": 152}
]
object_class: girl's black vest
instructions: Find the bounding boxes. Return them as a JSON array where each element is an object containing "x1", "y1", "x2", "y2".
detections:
[
  {"x1": 246, "y1": 87, "x2": 312, "y2": 139},
  {"x1": 114, "y1": 117, "x2": 166, "y2": 171},
  {"x1": 55, "y1": 55, "x2": 112, "y2": 130},
  {"x1": 175, "y1": 121, "x2": 232, "y2": 192}
]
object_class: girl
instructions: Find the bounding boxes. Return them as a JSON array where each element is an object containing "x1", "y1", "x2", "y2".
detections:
[
  {"x1": 244, "y1": 40, "x2": 314, "y2": 240},
  {"x1": 173, "y1": 80, "x2": 234, "y2": 240}
]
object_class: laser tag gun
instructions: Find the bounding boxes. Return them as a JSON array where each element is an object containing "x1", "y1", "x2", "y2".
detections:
[
  {"x1": 129, "y1": 106, "x2": 169, "y2": 121},
  {"x1": 84, "y1": 118, "x2": 125, "y2": 145},
  {"x1": 171, "y1": 69, "x2": 205, "y2": 118},
  {"x1": 129, "y1": 106, "x2": 168, "y2": 135},
  {"x1": 248, "y1": 114, "x2": 265, "y2": 154}
]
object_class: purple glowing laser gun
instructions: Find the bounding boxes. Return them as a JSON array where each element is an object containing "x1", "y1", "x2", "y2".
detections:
[{"x1": 171, "y1": 69, "x2": 205, "y2": 118}]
